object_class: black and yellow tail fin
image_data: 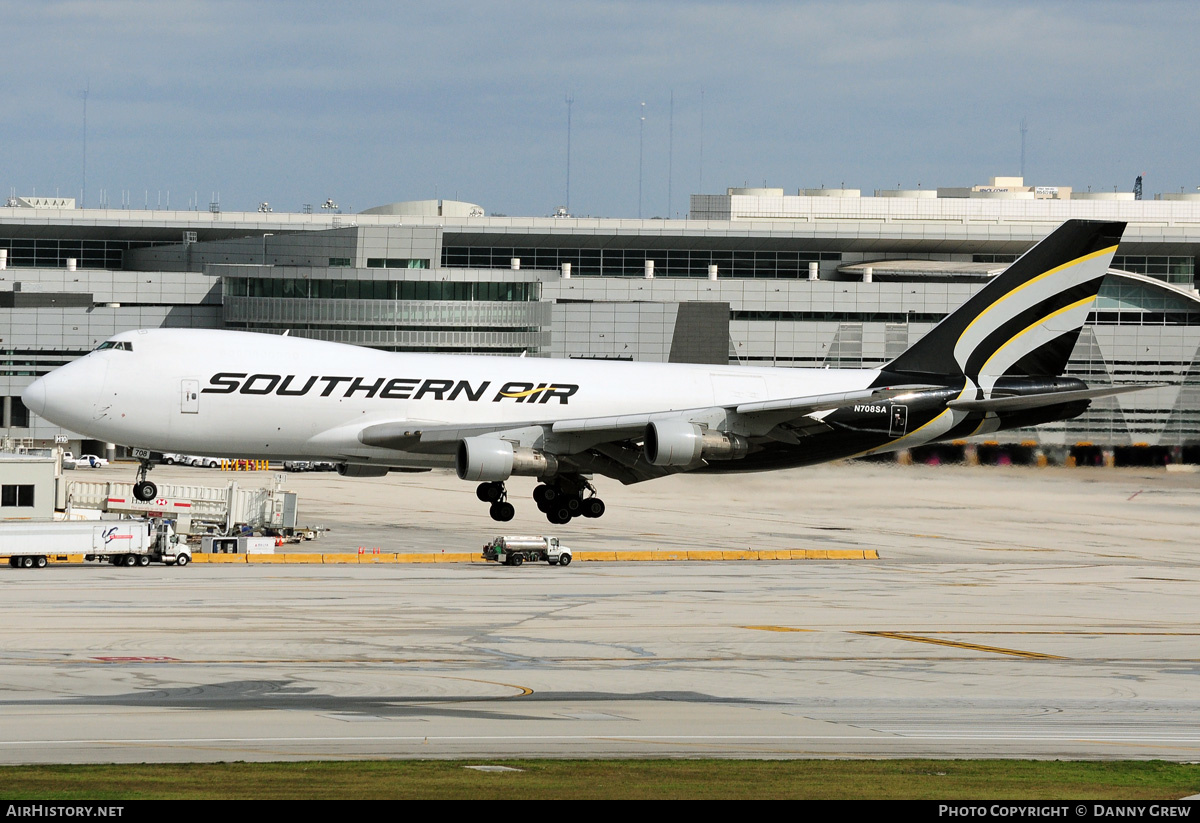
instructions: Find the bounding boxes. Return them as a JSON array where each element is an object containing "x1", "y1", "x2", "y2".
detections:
[{"x1": 886, "y1": 219, "x2": 1125, "y2": 387}]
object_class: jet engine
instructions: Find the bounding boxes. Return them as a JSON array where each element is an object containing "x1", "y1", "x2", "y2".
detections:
[
  {"x1": 455, "y1": 437, "x2": 558, "y2": 482},
  {"x1": 643, "y1": 419, "x2": 749, "y2": 467}
]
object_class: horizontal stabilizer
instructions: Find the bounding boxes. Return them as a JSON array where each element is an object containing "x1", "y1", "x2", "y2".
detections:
[{"x1": 947, "y1": 384, "x2": 1159, "y2": 413}]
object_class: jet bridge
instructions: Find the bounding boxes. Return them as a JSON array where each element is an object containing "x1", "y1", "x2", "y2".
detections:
[{"x1": 58, "y1": 474, "x2": 300, "y2": 535}]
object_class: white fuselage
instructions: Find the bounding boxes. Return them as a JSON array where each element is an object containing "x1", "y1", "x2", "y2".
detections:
[{"x1": 25, "y1": 328, "x2": 879, "y2": 466}]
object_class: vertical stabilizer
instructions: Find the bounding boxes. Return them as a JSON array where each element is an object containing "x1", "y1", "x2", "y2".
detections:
[{"x1": 886, "y1": 219, "x2": 1125, "y2": 390}]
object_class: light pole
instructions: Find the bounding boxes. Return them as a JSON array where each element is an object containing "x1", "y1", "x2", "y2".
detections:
[
  {"x1": 565, "y1": 95, "x2": 573, "y2": 214},
  {"x1": 638, "y1": 101, "x2": 645, "y2": 219}
]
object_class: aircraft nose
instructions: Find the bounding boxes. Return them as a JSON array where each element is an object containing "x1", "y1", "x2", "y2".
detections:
[
  {"x1": 21, "y1": 378, "x2": 47, "y2": 417},
  {"x1": 22, "y1": 358, "x2": 106, "y2": 430}
]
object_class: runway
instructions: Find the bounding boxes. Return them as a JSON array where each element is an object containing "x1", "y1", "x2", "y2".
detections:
[{"x1": 1, "y1": 462, "x2": 1198, "y2": 762}]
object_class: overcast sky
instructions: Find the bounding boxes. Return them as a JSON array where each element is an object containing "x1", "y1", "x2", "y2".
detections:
[{"x1": 2, "y1": 1, "x2": 1196, "y2": 218}]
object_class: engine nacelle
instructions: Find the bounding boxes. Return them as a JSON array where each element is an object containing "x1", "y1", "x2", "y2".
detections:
[
  {"x1": 455, "y1": 437, "x2": 558, "y2": 482},
  {"x1": 643, "y1": 420, "x2": 750, "y2": 467},
  {"x1": 336, "y1": 463, "x2": 390, "y2": 478}
]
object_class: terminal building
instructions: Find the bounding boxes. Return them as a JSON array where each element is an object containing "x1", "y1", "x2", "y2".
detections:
[{"x1": 3, "y1": 178, "x2": 1200, "y2": 459}]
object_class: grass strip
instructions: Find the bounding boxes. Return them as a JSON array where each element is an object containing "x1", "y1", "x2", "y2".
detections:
[{"x1": 0, "y1": 759, "x2": 1198, "y2": 800}]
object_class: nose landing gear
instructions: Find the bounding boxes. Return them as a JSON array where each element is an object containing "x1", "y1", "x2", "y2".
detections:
[{"x1": 132, "y1": 457, "x2": 157, "y2": 502}]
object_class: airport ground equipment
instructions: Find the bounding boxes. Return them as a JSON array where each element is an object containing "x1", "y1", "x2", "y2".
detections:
[
  {"x1": 2, "y1": 519, "x2": 191, "y2": 568},
  {"x1": 482, "y1": 535, "x2": 572, "y2": 567},
  {"x1": 61, "y1": 476, "x2": 302, "y2": 536},
  {"x1": 200, "y1": 535, "x2": 278, "y2": 554}
]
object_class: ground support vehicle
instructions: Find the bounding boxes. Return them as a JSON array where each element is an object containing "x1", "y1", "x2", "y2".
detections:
[
  {"x1": 482, "y1": 535, "x2": 572, "y2": 567},
  {"x1": 201, "y1": 535, "x2": 278, "y2": 554},
  {"x1": 2, "y1": 519, "x2": 191, "y2": 568}
]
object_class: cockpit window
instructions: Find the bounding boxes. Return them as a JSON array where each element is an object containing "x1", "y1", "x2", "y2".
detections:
[{"x1": 96, "y1": 341, "x2": 133, "y2": 352}]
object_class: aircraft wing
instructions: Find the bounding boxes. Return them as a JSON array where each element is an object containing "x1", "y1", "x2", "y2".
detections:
[
  {"x1": 550, "y1": 386, "x2": 930, "y2": 437},
  {"x1": 360, "y1": 385, "x2": 922, "y2": 449},
  {"x1": 353, "y1": 384, "x2": 926, "y2": 483}
]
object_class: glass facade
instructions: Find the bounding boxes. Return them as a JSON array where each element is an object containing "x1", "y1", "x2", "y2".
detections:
[
  {"x1": 1090, "y1": 281, "x2": 1200, "y2": 325},
  {"x1": 224, "y1": 277, "x2": 538, "y2": 302},
  {"x1": 0, "y1": 237, "x2": 160, "y2": 269},
  {"x1": 442, "y1": 246, "x2": 841, "y2": 278},
  {"x1": 1, "y1": 350, "x2": 89, "y2": 377},
  {"x1": 222, "y1": 277, "x2": 551, "y2": 354},
  {"x1": 1112, "y1": 255, "x2": 1195, "y2": 286},
  {"x1": 366, "y1": 258, "x2": 429, "y2": 269}
]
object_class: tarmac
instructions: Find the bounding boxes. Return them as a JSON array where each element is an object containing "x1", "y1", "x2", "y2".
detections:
[{"x1": 0, "y1": 461, "x2": 1198, "y2": 763}]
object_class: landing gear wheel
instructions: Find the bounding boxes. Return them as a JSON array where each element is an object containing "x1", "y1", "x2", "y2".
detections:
[
  {"x1": 476, "y1": 482, "x2": 504, "y2": 503},
  {"x1": 547, "y1": 506, "x2": 572, "y2": 525},
  {"x1": 489, "y1": 501, "x2": 515, "y2": 522},
  {"x1": 582, "y1": 498, "x2": 606, "y2": 518},
  {"x1": 133, "y1": 457, "x2": 157, "y2": 501}
]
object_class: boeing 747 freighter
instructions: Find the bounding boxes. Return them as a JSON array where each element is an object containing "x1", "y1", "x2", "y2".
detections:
[{"x1": 23, "y1": 220, "x2": 1143, "y2": 523}]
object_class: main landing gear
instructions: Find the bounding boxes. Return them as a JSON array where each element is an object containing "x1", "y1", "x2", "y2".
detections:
[
  {"x1": 133, "y1": 458, "x2": 157, "y2": 502},
  {"x1": 475, "y1": 477, "x2": 607, "y2": 524},
  {"x1": 476, "y1": 481, "x2": 515, "y2": 522},
  {"x1": 533, "y1": 478, "x2": 604, "y2": 525}
]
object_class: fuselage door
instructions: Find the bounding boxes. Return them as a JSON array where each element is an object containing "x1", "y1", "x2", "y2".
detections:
[
  {"x1": 181, "y1": 379, "x2": 200, "y2": 414},
  {"x1": 889, "y1": 404, "x2": 908, "y2": 437}
]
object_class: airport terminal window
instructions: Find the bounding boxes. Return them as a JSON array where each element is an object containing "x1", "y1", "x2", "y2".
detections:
[
  {"x1": 1093, "y1": 281, "x2": 1200, "y2": 321},
  {"x1": 1, "y1": 351, "x2": 86, "y2": 378},
  {"x1": 224, "y1": 277, "x2": 538, "y2": 302},
  {"x1": 440, "y1": 246, "x2": 840, "y2": 278},
  {"x1": 733, "y1": 310, "x2": 947, "y2": 323},
  {"x1": 0, "y1": 237, "x2": 157, "y2": 269},
  {"x1": 1, "y1": 485, "x2": 34, "y2": 508},
  {"x1": 366, "y1": 258, "x2": 430, "y2": 269},
  {"x1": 3, "y1": 396, "x2": 29, "y2": 427},
  {"x1": 1112, "y1": 255, "x2": 1195, "y2": 285}
]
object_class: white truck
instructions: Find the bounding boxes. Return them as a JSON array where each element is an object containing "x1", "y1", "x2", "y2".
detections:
[
  {"x1": 2, "y1": 519, "x2": 192, "y2": 569},
  {"x1": 482, "y1": 535, "x2": 573, "y2": 567}
]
